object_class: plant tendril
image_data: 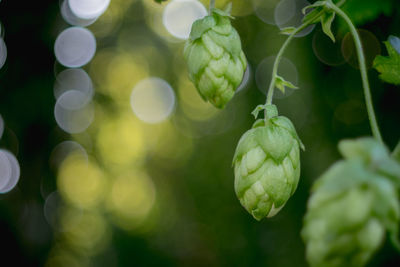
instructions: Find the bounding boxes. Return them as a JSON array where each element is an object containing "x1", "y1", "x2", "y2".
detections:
[
  {"x1": 209, "y1": 0, "x2": 215, "y2": 13},
  {"x1": 327, "y1": 0, "x2": 383, "y2": 143},
  {"x1": 265, "y1": 23, "x2": 311, "y2": 109}
]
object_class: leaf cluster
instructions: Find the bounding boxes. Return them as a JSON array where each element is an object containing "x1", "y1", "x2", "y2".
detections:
[{"x1": 374, "y1": 36, "x2": 400, "y2": 85}]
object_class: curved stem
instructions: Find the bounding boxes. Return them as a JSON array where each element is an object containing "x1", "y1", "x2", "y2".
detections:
[
  {"x1": 393, "y1": 141, "x2": 400, "y2": 162},
  {"x1": 328, "y1": 2, "x2": 383, "y2": 143},
  {"x1": 209, "y1": 0, "x2": 215, "y2": 13},
  {"x1": 265, "y1": 0, "x2": 346, "y2": 108},
  {"x1": 336, "y1": 0, "x2": 346, "y2": 6},
  {"x1": 265, "y1": 23, "x2": 311, "y2": 106}
]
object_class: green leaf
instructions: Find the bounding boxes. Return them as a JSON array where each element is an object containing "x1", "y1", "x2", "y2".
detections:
[
  {"x1": 301, "y1": 1, "x2": 326, "y2": 15},
  {"x1": 301, "y1": 1, "x2": 337, "y2": 42},
  {"x1": 301, "y1": 1, "x2": 326, "y2": 25},
  {"x1": 275, "y1": 75, "x2": 298, "y2": 93},
  {"x1": 321, "y1": 12, "x2": 336, "y2": 42},
  {"x1": 302, "y1": 8, "x2": 323, "y2": 25},
  {"x1": 251, "y1": 104, "x2": 278, "y2": 119},
  {"x1": 223, "y1": 2, "x2": 232, "y2": 14},
  {"x1": 280, "y1": 27, "x2": 297, "y2": 35},
  {"x1": 189, "y1": 16, "x2": 216, "y2": 41},
  {"x1": 251, "y1": 105, "x2": 266, "y2": 119},
  {"x1": 373, "y1": 36, "x2": 400, "y2": 85},
  {"x1": 211, "y1": 8, "x2": 234, "y2": 19},
  {"x1": 154, "y1": 0, "x2": 168, "y2": 3}
]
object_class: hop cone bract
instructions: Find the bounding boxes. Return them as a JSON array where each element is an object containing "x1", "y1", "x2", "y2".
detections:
[
  {"x1": 302, "y1": 138, "x2": 400, "y2": 267},
  {"x1": 184, "y1": 8, "x2": 247, "y2": 109},
  {"x1": 233, "y1": 105, "x2": 304, "y2": 220}
]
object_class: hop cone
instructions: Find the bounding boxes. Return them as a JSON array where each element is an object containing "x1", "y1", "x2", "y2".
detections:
[
  {"x1": 233, "y1": 105, "x2": 304, "y2": 220},
  {"x1": 184, "y1": 8, "x2": 247, "y2": 109},
  {"x1": 302, "y1": 138, "x2": 400, "y2": 267}
]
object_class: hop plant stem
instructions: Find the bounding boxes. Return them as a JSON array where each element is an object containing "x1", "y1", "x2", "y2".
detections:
[
  {"x1": 265, "y1": 1, "x2": 348, "y2": 109},
  {"x1": 209, "y1": 0, "x2": 215, "y2": 13},
  {"x1": 266, "y1": 0, "x2": 383, "y2": 144},
  {"x1": 327, "y1": 1, "x2": 383, "y2": 144},
  {"x1": 265, "y1": 23, "x2": 311, "y2": 106}
]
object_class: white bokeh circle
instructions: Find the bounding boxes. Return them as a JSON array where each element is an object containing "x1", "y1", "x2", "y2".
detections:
[
  {"x1": 61, "y1": 0, "x2": 99, "y2": 27},
  {"x1": 68, "y1": 0, "x2": 110, "y2": 20},
  {"x1": 0, "y1": 38, "x2": 7, "y2": 69},
  {"x1": 130, "y1": 77, "x2": 176, "y2": 124},
  {"x1": 163, "y1": 0, "x2": 208, "y2": 40},
  {"x1": 54, "y1": 90, "x2": 94, "y2": 133},
  {"x1": 54, "y1": 27, "x2": 96, "y2": 68},
  {"x1": 54, "y1": 68, "x2": 93, "y2": 101},
  {"x1": 0, "y1": 150, "x2": 11, "y2": 190},
  {"x1": 0, "y1": 150, "x2": 20, "y2": 194}
]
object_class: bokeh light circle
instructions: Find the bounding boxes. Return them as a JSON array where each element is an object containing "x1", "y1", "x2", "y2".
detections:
[
  {"x1": 96, "y1": 114, "x2": 145, "y2": 166},
  {"x1": 341, "y1": 29, "x2": 381, "y2": 69},
  {"x1": 255, "y1": 56, "x2": 298, "y2": 99},
  {"x1": 142, "y1": 0, "x2": 183, "y2": 43},
  {"x1": 61, "y1": 0, "x2": 98, "y2": 27},
  {"x1": 274, "y1": 0, "x2": 315, "y2": 37},
  {"x1": 54, "y1": 68, "x2": 94, "y2": 101},
  {"x1": 236, "y1": 64, "x2": 251, "y2": 93},
  {"x1": 130, "y1": 77, "x2": 176, "y2": 124},
  {"x1": 44, "y1": 191, "x2": 63, "y2": 230},
  {"x1": 54, "y1": 27, "x2": 96, "y2": 68},
  {"x1": 68, "y1": 0, "x2": 110, "y2": 20},
  {"x1": 107, "y1": 171, "x2": 156, "y2": 230},
  {"x1": 0, "y1": 150, "x2": 12, "y2": 190},
  {"x1": 312, "y1": 30, "x2": 345, "y2": 66},
  {"x1": 49, "y1": 141, "x2": 88, "y2": 171},
  {"x1": 0, "y1": 149, "x2": 20, "y2": 193},
  {"x1": 54, "y1": 90, "x2": 95, "y2": 134},
  {"x1": 274, "y1": 0, "x2": 296, "y2": 26},
  {"x1": 0, "y1": 38, "x2": 7, "y2": 69},
  {"x1": 58, "y1": 155, "x2": 105, "y2": 209},
  {"x1": 61, "y1": 210, "x2": 110, "y2": 253},
  {"x1": 57, "y1": 207, "x2": 85, "y2": 233},
  {"x1": 59, "y1": 89, "x2": 91, "y2": 109},
  {"x1": 252, "y1": 0, "x2": 281, "y2": 25},
  {"x1": 162, "y1": 0, "x2": 208, "y2": 40}
]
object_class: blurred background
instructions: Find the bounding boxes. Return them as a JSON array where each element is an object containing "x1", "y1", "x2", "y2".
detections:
[{"x1": 0, "y1": 0, "x2": 399, "y2": 266}]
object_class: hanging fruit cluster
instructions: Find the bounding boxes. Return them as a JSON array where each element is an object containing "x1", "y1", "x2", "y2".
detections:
[{"x1": 157, "y1": 0, "x2": 400, "y2": 266}]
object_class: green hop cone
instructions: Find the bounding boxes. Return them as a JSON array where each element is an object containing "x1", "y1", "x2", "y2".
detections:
[
  {"x1": 232, "y1": 105, "x2": 304, "y2": 220},
  {"x1": 302, "y1": 138, "x2": 400, "y2": 267},
  {"x1": 183, "y1": 8, "x2": 247, "y2": 109}
]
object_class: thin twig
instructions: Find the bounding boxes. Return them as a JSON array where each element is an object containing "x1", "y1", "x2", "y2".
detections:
[{"x1": 328, "y1": 1, "x2": 383, "y2": 143}]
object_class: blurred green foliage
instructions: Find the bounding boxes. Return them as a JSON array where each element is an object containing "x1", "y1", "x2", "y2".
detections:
[{"x1": 374, "y1": 36, "x2": 400, "y2": 85}]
